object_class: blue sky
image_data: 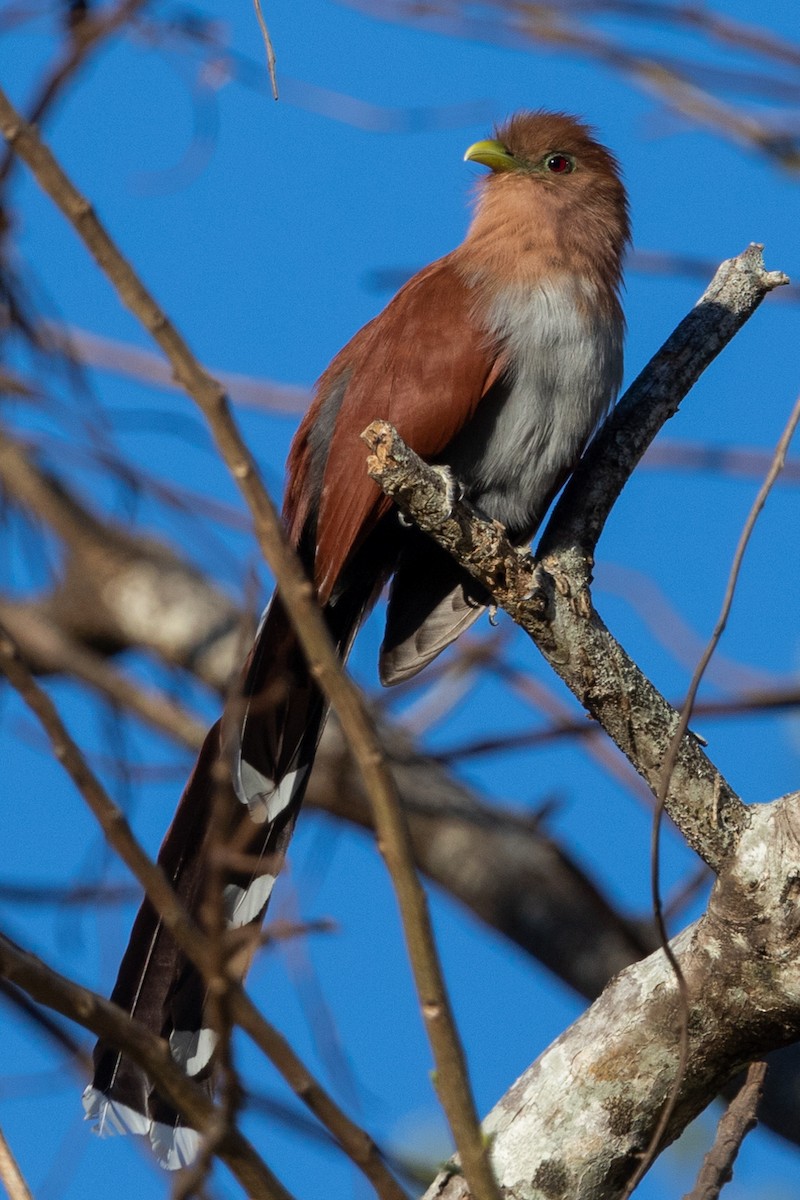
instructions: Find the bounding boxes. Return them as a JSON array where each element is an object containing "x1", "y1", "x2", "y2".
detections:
[{"x1": 2, "y1": 1, "x2": 800, "y2": 1198}]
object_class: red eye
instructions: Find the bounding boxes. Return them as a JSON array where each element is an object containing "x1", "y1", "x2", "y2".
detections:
[{"x1": 546, "y1": 154, "x2": 573, "y2": 174}]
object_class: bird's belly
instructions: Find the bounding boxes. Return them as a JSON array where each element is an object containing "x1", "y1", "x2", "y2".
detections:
[{"x1": 445, "y1": 280, "x2": 624, "y2": 538}]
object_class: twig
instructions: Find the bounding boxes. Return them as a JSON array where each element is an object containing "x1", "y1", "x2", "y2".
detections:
[
  {"x1": 0, "y1": 880, "x2": 139, "y2": 906},
  {"x1": 433, "y1": 683, "x2": 800, "y2": 762},
  {"x1": 0, "y1": 1125, "x2": 33, "y2": 1200},
  {"x1": 0, "y1": 87, "x2": 497, "y2": 1200},
  {"x1": 359, "y1": 0, "x2": 800, "y2": 170},
  {"x1": 0, "y1": 977, "x2": 91, "y2": 1068},
  {"x1": 40, "y1": 322, "x2": 309, "y2": 413},
  {"x1": 146, "y1": 10, "x2": 488, "y2": 132},
  {"x1": 0, "y1": 0, "x2": 147, "y2": 189},
  {"x1": 645, "y1": 438, "x2": 800, "y2": 482},
  {"x1": 683, "y1": 1061, "x2": 767, "y2": 1200},
  {"x1": 252, "y1": 0, "x2": 279, "y2": 100}
]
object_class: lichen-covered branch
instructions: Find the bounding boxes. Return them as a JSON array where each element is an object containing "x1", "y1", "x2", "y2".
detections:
[
  {"x1": 363, "y1": 419, "x2": 746, "y2": 872},
  {"x1": 423, "y1": 794, "x2": 800, "y2": 1200}
]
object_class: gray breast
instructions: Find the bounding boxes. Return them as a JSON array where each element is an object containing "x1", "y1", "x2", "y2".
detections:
[{"x1": 445, "y1": 276, "x2": 624, "y2": 538}]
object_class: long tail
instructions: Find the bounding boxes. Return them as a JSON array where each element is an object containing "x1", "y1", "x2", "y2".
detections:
[{"x1": 83, "y1": 586, "x2": 367, "y2": 1168}]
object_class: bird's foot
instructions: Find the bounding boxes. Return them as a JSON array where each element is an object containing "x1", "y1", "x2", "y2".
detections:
[
  {"x1": 430, "y1": 464, "x2": 463, "y2": 515},
  {"x1": 398, "y1": 465, "x2": 462, "y2": 526}
]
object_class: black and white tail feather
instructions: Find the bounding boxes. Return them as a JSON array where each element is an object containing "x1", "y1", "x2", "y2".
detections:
[
  {"x1": 81, "y1": 516, "x2": 490, "y2": 1169},
  {"x1": 82, "y1": 587, "x2": 366, "y2": 1168}
]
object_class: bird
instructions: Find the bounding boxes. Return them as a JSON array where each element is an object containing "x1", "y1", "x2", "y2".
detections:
[{"x1": 83, "y1": 110, "x2": 630, "y2": 1168}]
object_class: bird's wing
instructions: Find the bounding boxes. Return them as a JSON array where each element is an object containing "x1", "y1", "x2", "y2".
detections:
[
  {"x1": 285, "y1": 255, "x2": 503, "y2": 603},
  {"x1": 379, "y1": 534, "x2": 489, "y2": 685}
]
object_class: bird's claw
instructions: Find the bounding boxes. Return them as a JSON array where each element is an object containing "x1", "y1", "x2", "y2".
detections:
[{"x1": 431, "y1": 464, "x2": 462, "y2": 515}]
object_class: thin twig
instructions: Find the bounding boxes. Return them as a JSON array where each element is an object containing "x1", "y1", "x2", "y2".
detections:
[
  {"x1": 682, "y1": 1061, "x2": 767, "y2": 1200},
  {"x1": 0, "y1": 977, "x2": 91, "y2": 1068},
  {"x1": 0, "y1": 880, "x2": 140, "y2": 906},
  {"x1": 433, "y1": 683, "x2": 800, "y2": 762},
  {"x1": 252, "y1": 0, "x2": 279, "y2": 100},
  {"x1": 0, "y1": 0, "x2": 147, "y2": 190},
  {"x1": 361, "y1": 0, "x2": 800, "y2": 170},
  {"x1": 0, "y1": 88, "x2": 496, "y2": 1200},
  {"x1": 38, "y1": 322, "x2": 309, "y2": 413},
  {"x1": 0, "y1": 1125, "x2": 34, "y2": 1200}
]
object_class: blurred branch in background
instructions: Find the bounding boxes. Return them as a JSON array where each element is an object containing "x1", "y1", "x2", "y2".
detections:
[{"x1": 343, "y1": 0, "x2": 800, "y2": 169}]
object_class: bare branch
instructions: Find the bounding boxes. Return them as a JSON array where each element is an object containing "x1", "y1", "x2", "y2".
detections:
[
  {"x1": 39, "y1": 322, "x2": 310, "y2": 413},
  {"x1": 0, "y1": 1125, "x2": 33, "y2": 1200},
  {"x1": 252, "y1": 0, "x2": 279, "y2": 100},
  {"x1": 0, "y1": 0, "x2": 148, "y2": 190},
  {"x1": 542, "y1": 244, "x2": 788, "y2": 559},
  {"x1": 684, "y1": 1061, "x2": 768, "y2": 1200},
  {"x1": 353, "y1": 1, "x2": 800, "y2": 170},
  {"x1": 363, "y1": 417, "x2": 745, "y2": 871},
  {"x1": 644, "y1": 439, "x2": 800, "y2": 484},
  {"x1": 433, "y1": 683, "x2": 800, "y2": 761}
]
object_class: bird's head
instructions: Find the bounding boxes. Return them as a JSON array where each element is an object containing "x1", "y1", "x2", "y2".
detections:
[
  {"x1": 462, "y1": 110, "x2": 630, "y2": 287},
  {"x1": 465, "y1": 111, "x2": 621, "y2": 187}
]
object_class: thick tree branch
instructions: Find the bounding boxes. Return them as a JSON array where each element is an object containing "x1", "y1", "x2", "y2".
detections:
[
  {"x1": 423, "y1": 793, "x2": 800, "y2": 1199},
  {"x1": 364, "y1": 416, "x2": 745, "y2": 872}
]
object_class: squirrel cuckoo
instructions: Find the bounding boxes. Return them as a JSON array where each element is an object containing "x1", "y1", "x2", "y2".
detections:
[{"x1": 83, "y1": 111, "x2": 629, "y2": 1166}]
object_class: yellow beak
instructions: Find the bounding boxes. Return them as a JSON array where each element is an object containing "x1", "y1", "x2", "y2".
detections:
[{"x1": 463, "y1": 139, "x2": 517, "y2": 173}]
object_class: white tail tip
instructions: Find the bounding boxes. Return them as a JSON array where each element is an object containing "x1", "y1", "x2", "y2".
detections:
[{"x1": 82, "y1": 1085, "x2": 202, "y2": 1170}]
